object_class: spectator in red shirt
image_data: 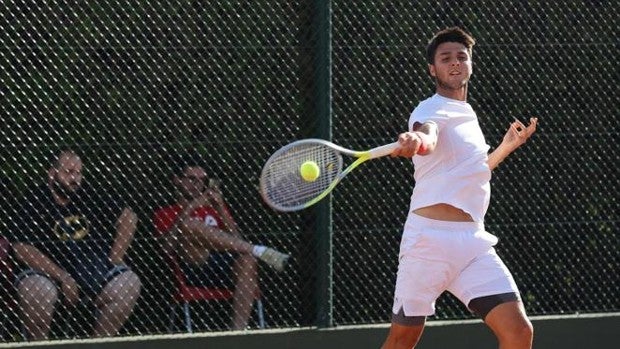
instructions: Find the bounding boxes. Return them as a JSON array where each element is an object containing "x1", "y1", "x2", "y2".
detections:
[{"x1": 153, "y1": 152, "x2": 289, "y2": 330}]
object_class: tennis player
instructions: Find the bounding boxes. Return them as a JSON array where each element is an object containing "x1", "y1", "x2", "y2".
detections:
[{"x1": 383, "y1": 27, "x2": 538, "y2": 349}]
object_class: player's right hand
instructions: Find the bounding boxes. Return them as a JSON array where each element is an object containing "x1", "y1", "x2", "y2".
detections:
[{"x1": 392, "y1": 132, "x2": 425, "y2": 158}]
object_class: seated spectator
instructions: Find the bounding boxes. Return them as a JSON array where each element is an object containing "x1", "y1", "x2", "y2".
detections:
[
  {"x1": 153, "y1": 152, "x2": 290, "y2": 330},
  {"x1": 7, "y1": 150, "x2": 142, "y2": 340}
]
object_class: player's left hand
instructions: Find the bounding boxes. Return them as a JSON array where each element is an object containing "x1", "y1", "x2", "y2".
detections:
[{"x1": 502, "y1": 117, "x2": 538, "y2": 151}]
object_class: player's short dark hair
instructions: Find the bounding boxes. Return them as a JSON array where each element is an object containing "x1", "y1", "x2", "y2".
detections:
[{"x1": 426, "y1": 27, "x2": 476, "y2": 64}]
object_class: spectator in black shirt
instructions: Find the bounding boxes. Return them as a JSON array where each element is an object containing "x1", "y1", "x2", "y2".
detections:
[{"x1": 8, "y1": 150, "x2": 142, "y2": 340}]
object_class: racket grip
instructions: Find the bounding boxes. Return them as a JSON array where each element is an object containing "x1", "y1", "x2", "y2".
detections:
[
  {"x1": 415, "y1": 131, "x2": 431, "y2": 155},
  {"x1": 367, "y1": 142, "x2": 400, "y2": 159}
]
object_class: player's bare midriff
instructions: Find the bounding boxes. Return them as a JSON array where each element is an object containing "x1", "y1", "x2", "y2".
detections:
[{"x1": 413, "y1": 203, "x2": 474, "y2": 222}]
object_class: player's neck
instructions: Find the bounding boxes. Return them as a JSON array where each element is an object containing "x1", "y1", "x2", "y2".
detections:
[
  {"x1": 436, "y1": 81, "x2": 468, "y2": 101},
  {"x1": 436, "y1": 87, "x2": 467, "y2": 101}
]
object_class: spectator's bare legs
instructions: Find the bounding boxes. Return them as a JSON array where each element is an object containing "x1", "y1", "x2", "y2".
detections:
[
  {"x1": 17, "y1": 275, "x2": 58, "y2": 340},
  {"x1": 92, "y1": 270, "x2": 142, "y2": 337},
  {"x1": 182, "y1": 220, "x2": 253, "y2": 253},
  {"x1": 230, "y1": 254, "x2": 259, "y2": 330},
  {"x1": 181, "y1": 221, "x2": 289, "y2": 272},
  {"x1": 484, "y1": 301, "x2": 533, "y2": 349}
]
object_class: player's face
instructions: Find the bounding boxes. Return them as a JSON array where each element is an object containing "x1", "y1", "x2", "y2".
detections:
[
  {"x1": 179, "y1": 166, "x2": 208, "y2": 199},
  {"x1": 429, "y1": 42, "x2": 472, "y2": 92},
  {"x1": 52, "y1": 154, "x2": 83, "y2": 193}
]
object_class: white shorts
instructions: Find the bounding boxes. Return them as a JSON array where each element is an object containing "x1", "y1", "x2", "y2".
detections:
[{"x1": 392, "y1": 214, "x2": 520, "y2": 317}]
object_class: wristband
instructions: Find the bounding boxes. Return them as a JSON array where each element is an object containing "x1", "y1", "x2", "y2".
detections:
[{"x1": 414, "y1": 131, "x2": 432, "y2": 153}]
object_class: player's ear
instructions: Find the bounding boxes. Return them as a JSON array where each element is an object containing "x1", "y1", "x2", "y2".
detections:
[{"x1": 428, "y1": 64, "x2": 436, "y2": 77}]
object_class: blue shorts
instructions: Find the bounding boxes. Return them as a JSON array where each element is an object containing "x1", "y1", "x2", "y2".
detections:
[
  {"x1": 15, "y1": 258, "x2": 129, "y2": 298},
  {"x1": 181, "y1": 252, "x2": 236, "y2": 289}
]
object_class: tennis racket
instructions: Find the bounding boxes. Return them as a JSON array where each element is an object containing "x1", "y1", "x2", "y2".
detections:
[{"x1": 259, "y1": 139, "x2": 400, "y2": 212}]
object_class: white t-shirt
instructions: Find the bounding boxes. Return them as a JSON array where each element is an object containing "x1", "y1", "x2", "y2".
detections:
[{"x1": 408, "y1": 94, "x2": 491, "y2": 222}]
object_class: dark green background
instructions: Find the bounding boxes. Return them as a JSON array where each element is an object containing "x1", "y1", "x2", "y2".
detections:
[{"x1": 1, "y1": 0, "x2": 617, "y2": 340}]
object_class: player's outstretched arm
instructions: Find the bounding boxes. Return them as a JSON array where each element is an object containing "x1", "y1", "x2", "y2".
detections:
[{"x1": 488, "y1": 117, "x2": 538, "y2": 170}]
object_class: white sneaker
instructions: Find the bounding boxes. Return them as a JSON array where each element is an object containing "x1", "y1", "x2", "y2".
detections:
[{"x1": 258, "y1": 248, "x2": 290, "y2": 272}]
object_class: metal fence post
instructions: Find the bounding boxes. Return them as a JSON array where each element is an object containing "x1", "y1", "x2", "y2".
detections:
[{"x1": 313, "y1": 0, "x2": 333, "y2": 328}]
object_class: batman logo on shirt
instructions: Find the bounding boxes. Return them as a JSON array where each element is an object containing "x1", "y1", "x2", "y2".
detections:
[{"x1": 53, "y1": 215, "x2": 91, "y2": 241}]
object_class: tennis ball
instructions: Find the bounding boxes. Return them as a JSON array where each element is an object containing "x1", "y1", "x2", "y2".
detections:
[{"x1": 300, "y1": 161, "x2": 320, "y2": 182}]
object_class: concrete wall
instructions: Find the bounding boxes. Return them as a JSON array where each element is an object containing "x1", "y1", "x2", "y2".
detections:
[{"x1": 2, "y1": 313, "x2": 617, "y2": 349}]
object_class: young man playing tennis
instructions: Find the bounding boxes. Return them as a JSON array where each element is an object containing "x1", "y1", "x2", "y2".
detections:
[{"x1": 384, "y1": 27, "x2": 538, "y2": 349}]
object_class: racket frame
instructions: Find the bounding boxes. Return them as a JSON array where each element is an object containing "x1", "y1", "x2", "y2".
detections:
[{"x1": 260, "y1": 139, "x2": 398, "y2": 212}]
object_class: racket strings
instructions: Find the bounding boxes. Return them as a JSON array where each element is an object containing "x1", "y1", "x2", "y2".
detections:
[{"x1": 261, "y1": 143, "x2": 342, "y2": 210}]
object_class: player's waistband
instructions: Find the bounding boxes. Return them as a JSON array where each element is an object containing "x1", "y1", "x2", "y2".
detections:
[{"x1": 406, "y1": 212, "x2": 485, "y2": 231}]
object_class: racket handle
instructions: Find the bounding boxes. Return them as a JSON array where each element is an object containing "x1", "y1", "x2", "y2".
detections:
[{"x1": 367, "y1": 142, "x2": 400, "y2": 159}]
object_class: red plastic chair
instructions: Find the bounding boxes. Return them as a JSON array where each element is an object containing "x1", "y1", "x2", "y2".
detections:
[{"x1": 164, "y1": 250, "x2": 265, "y2": 333}]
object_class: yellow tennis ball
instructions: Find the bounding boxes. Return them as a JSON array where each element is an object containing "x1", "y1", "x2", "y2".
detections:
[{"x1": 300, "y1": 161, "x2": 320, "y2": 182}]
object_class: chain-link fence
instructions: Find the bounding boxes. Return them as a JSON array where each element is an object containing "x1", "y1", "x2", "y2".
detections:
[{"x1": 1, "y1": 0, "x2": 618, "y2": 342}]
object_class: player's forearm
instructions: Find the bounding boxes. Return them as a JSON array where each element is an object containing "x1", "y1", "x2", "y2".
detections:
[
  {"x1": 109, "y1": 208, "x2": 138, "y2": 264},
  {"x1": 13, "y1": 243, "x2": 71, "y2": 282},
  {"x1": 487, "y1": 143, "x2": 513, "y2": 170}
]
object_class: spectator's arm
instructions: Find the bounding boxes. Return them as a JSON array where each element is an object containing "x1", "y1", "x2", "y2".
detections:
[
  {"x1": 207, "y1": 183, "x2": 241, "y2": 237},
  {"x1": 13, "y1": 242, "x2": 71, "y2": 283},
  {"x1": 109, "y1": 208, "x2": 138, "y2": 265},
  {"x1": 216, "y1": 203, "x2": 240, "y2": 237}
]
